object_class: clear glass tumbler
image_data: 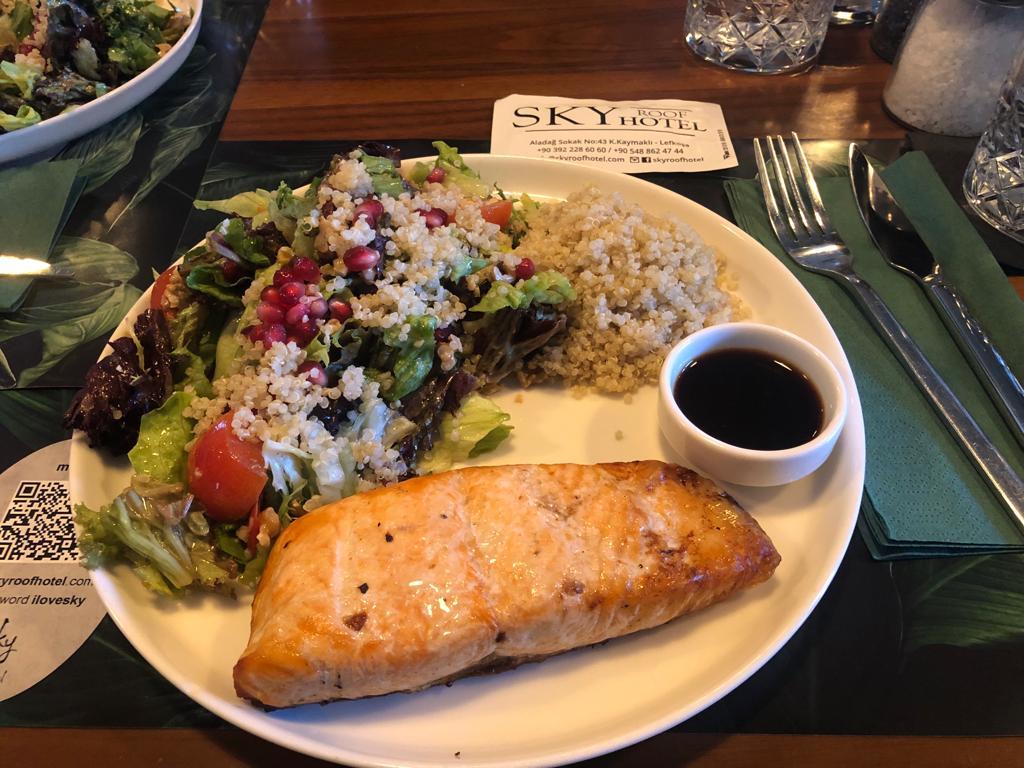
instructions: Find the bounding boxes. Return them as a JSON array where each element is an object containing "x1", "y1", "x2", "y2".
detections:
[
  {"x1": 964, "y1": 47, "x2": 1024, "y2": 243},
  {"x1": 684, "y1": 0, "x2": 835, "y2": 74}
]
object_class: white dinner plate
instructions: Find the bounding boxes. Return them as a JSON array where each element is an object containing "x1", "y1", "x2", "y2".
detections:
[
  {"x1": 0, "y1": 0, "x2": 202, "y2": 165},
  {"x1": 69, "y1": 156, "x2": 865, "y2": 768}
]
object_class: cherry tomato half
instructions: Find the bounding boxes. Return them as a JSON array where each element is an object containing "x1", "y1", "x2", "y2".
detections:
[
  {"x1": 480, "y1": 199, "x2": 514, "y2": 228},
  {"x1": 187, "y1": 413, "x2": 267, "y2": 523},
  {"x1": 150, "y1": 265, "x2": 178, "y2": 318}
]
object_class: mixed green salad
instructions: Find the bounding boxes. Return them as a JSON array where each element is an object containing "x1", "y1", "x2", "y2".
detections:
[
  {"x1": 0, "y1": 0, "x2": 190, "y2": 132},
  {"x1": 65, "y1": 142, "x2": 576, "y2": 597}
]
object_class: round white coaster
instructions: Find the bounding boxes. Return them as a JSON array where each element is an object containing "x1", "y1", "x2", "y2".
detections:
[{"x1": 0, "y1": 440, "x2": 106, "y2": 701}]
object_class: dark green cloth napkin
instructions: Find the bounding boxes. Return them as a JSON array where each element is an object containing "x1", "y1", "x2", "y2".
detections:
[
  {"x1": 0, "y1": 159, "x2": 85, "y2": 312},
  {"x1": 725, "y1": 151, "x2": 1024, "y2": 559}
]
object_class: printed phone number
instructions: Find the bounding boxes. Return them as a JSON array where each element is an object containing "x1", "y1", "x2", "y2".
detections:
[{"x1": 533, "y1": 146, "x2": 694, "y2": 157}]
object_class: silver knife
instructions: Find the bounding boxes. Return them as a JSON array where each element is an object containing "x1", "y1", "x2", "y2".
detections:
[
  {"x1": 850, "y1": 144, "x2": 1024, "y2": 451},
  {"x1": 0, "y1": 255, "x2": 75, "y2": 280}
]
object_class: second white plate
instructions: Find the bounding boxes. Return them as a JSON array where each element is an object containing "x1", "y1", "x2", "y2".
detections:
[{"x1": 0, "y1": 0, "x2": 202, "y2": 165}]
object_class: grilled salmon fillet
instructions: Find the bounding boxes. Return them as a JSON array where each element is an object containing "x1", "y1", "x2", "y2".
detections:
[{"x1": 233, "y1": 461, "x2": 780, "y2": 708}]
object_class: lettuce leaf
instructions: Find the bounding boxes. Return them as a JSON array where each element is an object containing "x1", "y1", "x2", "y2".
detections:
[
  {"x1": 75, "y1": 496, "x2": 194, "y2": 591},
  {"x1": 274, "y1": 180, "x2": 319, "y2": 220},
  {"x1": 212, "y1": 312, "x2": 241, "y2": 380},
  {"x1": 0, "y1": 104, "x2": 40, "y2": 132},
  {"x1": 108, "y1": 33, "x2": 159, "y2": 77},
  {"x1": 408, "y1": 161, "x2": 432, "y2": 186},
  {"x1": 10, "y1": 1, "x2": 33, "y2": 40},
  {"x1": 189, "y1": 539, "x2": 233, "y2": 589},
  {"x1": 195, "y1": 182, "x2": 318, "y2": 236},
  {"x1": 143, "y1": 2, "x2": 174, "y2": 26},
  {"x1": 185, "y1": 264, "x2": 245, "y2": 305},
  {"x1": 508, "y1": 193, "x2": 541, "y2": 246},
  {"x1": 167, "y1": 299, "x2": 223, "y2": 396},
  {"x1": 432, "y1": 141, "x2": 491, "y2": 198},
  {"x1": 193, "y1": 190, "x2": 272, "y2": 219},
  {"x1": 220, "y1": 217, "x2": 272, "y2": 267},
  {"x1": 450, "y1": 255, "x2": 489, "y2": 282},
  {"x1": 262, "y1": 439, "x2": 312, "y2": 495},
  {"x1": 418, "y1": 393, "x2": 512, "y2": 474},
  {"x1": 359, "y1": 153, "x2": 405, "y2": 198},
  {"x1": 469, "y1": 270, "x2": 575, "y2": 313},
  {"x1": 383, "y1": 316, "x2": 436, "y2": 400},
  {"x1": 128, "y1": 391, "x2": 194, "y2": 484},
  {"x1": 214, "y1": 524, "x2": 246, "y2": 562},
  {"x1": 304, "y1": 333, "x2": 330, "y2": 366},
  {"x1": 76, "y1": 483, "x2": 265, "y2": 596},
  {"x1": 237, "y1": 545, "x2": 270, "y2": 588},
  {"x1": 0, "y1": 60, "x2": 38, "y2": 98}
]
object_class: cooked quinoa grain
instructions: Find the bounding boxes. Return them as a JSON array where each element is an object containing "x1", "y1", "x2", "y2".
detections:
[{"x1": 515, "y1": 187, "x2": 738, "y2": 393}]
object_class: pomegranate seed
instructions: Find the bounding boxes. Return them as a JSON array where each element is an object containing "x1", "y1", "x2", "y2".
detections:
[
  {"x1": 263, "y1": 323, "x2": 287, "y2": 345},
  {"x1": 222, "y1": 259, "x2": 244, "y2": 282},
  {"x1": 273, "y1": 267, "x2": 295, "y2": 287},
  {"x1": 343, "y1": 246, "x2": 381, "y2": 272},
  {"x1": 434, "y1": 326, "x2": 453, "y2": 342},
  {"x1": 278, "y1": 281, "x2": 305, "y2": 306},
  {"x1": 260, "y1": 285, "x2": 281, "y2": 305},
  {"x1": 291, "y1": 256, "x2": 321, "y2": 283},
  {"x1": 419, "y1": 207, "x2": 448, "y2": 229},
  {"x1": 244, "y1": 325, "x2": 264, "y2": 343},
  {"x1": 329, "y1": 299, "x2": 353, "y2": 321},
  {"x1": 308, "y1": 298, "x2": 329, "y2": 319},
  {"x1": 257, "y1": 302, "x2": 284, "y2": 324},
  {"x1": 297, "y1": 361, "x2": 328, "y2": 386},
  {"x1": 426, "y1": 167, "x2": 445, "y2": 184},
  {"x1": 353, "y1": 199, "x2": 385, "y2": 228},
  {"x1": 289, "y1": 319, "x2": 318, "y2": 346},
  {"x1": 285, "y1": 303, "x2": 310, "y2": 327},
  {"x1": 515, "y1": 258, "x2": 536, "y2": 281}
]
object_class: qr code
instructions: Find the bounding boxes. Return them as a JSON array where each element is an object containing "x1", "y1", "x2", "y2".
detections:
[{"x1": 0, "y1": 480, "x2": 77, "y2": 562}]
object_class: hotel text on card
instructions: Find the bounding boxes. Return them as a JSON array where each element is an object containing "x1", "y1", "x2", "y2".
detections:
[{"x1": 491, "y1": 95, "x2": 738, "y2": 173}]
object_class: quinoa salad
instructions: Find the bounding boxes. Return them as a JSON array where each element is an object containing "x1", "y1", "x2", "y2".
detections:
[{"x1": 64, "y1": 142, "x2": 737, "y2": 596}]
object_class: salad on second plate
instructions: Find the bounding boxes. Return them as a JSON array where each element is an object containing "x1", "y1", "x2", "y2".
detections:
[
  {"x1": 0, "y1": 0, "x2": 191, "y2": 132},
  {"x1": 65, "y1": 142, "x2": 575, "y2": 596}
]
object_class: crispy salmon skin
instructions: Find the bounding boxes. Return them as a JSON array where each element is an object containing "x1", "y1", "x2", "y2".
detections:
[{"x1": 233, "y1": 461, "x2": 780, "y2": 708}]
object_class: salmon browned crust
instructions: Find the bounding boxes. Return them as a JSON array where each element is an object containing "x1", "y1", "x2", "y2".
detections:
[{"x1": 233, "y1": 461, "x2": 780, "y2": 708}]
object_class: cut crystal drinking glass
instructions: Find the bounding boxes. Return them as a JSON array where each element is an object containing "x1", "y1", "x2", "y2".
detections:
[
  {"x1": 684, "y1": 0, "x2": 834, "y2": 74},
  {"x1": 964, "y1": 48, "x2": 1024, "y2": 243}
]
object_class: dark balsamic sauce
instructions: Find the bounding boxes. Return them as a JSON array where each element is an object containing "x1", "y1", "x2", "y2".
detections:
[{"x1": 673, "y1": 348, "x2": 824, "y2": 451}]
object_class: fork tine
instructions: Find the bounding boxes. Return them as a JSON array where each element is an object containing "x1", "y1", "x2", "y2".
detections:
[
  {"x1": 789, "y1": 132, "x2": 830, "y2": 233},
  {"x1": 765, "y1": 136, "x2": 802, "y2": 239},
  {"x1": 775, "y1": 134, "x2": 817, "y2": 236},
  {"x1": 753, "y1": 138, "x2": 784, "y2": 230}
]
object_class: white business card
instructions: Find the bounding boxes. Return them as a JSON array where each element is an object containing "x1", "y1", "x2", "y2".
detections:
[{"x1": 491, "y1": 94, "x2": 738, "y2": 173}]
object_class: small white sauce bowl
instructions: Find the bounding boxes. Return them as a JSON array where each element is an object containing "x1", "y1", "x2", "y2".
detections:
[{"x1": 658, "y1": 322, "x2": 848, "y2": 487}]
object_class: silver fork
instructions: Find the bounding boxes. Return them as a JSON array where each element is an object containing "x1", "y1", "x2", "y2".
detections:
[{"x1": 755, "y1": 133, "x2": 1024, "y2": 534}]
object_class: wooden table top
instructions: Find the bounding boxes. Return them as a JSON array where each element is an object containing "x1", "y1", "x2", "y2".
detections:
[
  {"x1": 221, "y1": 0, "x2": 902, "y2": 142},
  {"x1": 222, "y1": 0, "x2": 1024, "y2": 291},
  {"x1": 8, "y1": 728, "x2": 1024, "y2": 767}
]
